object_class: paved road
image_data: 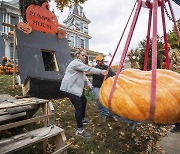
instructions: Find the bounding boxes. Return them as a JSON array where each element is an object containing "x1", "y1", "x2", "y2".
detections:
[{"x1": 160, "y1": 131, "x2": 180, "y2": 154}]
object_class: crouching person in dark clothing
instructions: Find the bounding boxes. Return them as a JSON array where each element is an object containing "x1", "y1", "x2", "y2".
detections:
[
  {"x1": 92, "y1": 54, "x2": 118, "y2": 122},
  {"x1": 60, "y1": 50, "x2": 108, "y2": 138}
]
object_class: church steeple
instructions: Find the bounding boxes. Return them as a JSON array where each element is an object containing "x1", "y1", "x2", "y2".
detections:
[
  {"x1": 61, "y1": 4, "x2": 91, "y2": 50},
  {"x1": 63, "y1": 4, "x2": 90, "y2": 34}
]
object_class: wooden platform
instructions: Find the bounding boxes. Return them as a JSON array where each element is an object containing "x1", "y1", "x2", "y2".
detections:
[
  {"x1": 0, "y1": 125, "x2": 69, "y2": 154},
  {"x1": 0, "y1": 95, "x2": 69, "y2": 154},
  {"x1": 0, "y1": 95, "x2": 46, "y2": 125}
]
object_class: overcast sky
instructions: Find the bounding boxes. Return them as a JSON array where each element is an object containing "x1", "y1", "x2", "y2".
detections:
[
  {"x1": 49, "y1": 0, "x2": 180, "y2": 59},
  {"x1": 4, "y1": 0, "x2": 179, "y2": 57},
  {"x1": 5, "y1": 0, "x2": 179, "y2": 59}
]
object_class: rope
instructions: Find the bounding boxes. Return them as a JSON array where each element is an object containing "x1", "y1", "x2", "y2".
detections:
[
  {"x1": 164, "y1": 4, "x2": 173, "y2": 22},
  {"x1": 107, "y1": 0, "x2": 141, "y2": 110},
  {"x1": 103, "y1": 0, "x2": 138, "y2": 81}
]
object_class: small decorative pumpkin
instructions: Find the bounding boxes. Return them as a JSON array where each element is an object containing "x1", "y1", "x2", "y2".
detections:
[
  {"x1": 17, "y1": 22, "x2": 32, "y2": 34},
  {"x1": 26, "y1": 2, "x2": 58, "y2": 35},
  {"x1": 99, "y1": 69, "x2": 180, "y2": 124},
  {"x1": 9, "y1": 69, "x2": 13, "y2": 73},
  {"x1": 161, "y1": 61, "x2": 166, "y2": 67},
  {"x1": 57, "y1": 30, "x2": 66, "y2": 39}
]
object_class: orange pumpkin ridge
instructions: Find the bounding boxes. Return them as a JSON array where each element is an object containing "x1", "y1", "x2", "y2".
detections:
[{"x1": 99, "y1": 69, "x2": 180, "y2": 124}]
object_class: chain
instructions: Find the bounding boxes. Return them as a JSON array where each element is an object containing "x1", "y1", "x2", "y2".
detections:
[{"x1": 164, "y1": 4, "x2": 173, "y2": 22}]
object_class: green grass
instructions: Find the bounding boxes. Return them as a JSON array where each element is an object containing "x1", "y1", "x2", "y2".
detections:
[
  {"x1": 0, "y1": 74, "x2": 22, "y2": 96},
  {"x1": 0, "y1": 75, "x2": 171, "y2": 154}
]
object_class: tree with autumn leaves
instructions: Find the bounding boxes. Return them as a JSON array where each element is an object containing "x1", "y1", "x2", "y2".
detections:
[
  {"x1": 167, "y1": 20, "x2": 180, "y2": 49},
  {"x1": 137, "y1": 21, "x2": 180, "y2": 70},
  {"x1": 137, "y1": 36, "x2": 163, "y2": 70}
]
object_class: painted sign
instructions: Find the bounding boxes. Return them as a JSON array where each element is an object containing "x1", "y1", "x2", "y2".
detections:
[{"x1": 26, "y1": 2, "x2": 58, "y2": 35}]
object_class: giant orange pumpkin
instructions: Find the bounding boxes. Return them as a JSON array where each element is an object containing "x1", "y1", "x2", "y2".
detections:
[{"x1": 99, "y1": 69, "x2": 180, "y2": 124}]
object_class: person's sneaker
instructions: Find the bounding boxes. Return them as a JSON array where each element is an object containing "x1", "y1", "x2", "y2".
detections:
[
  {"x1": 170, "y1": 126, "x2": 180, "y2": 133},
  {"x1": 75, "y1": 130, "x2": 91, "y2": 138},
  {"x1": 82, "y1": 119, "x2": 89, "y2": 124},
  {"x1": 112, "y1": 116, "x2": 118, "y2": 122}
]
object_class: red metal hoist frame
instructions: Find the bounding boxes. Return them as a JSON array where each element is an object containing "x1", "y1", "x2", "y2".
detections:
[{"x1": 105, "y1": 0, "x2": 180, "y2": 122}]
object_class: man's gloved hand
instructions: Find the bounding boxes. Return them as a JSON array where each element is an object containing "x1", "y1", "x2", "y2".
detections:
[{"x1": 89, "y1": 86, "x2": 93, "y2": 91}]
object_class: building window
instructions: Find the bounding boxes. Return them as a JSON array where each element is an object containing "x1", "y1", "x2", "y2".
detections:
[
  {"x1": 84, "y1": 24, "x2": 88, "y2": 34},
  {"x1": 75, "y1": 24, "x2": 80, "y2": 31},
  {"x1": 75, "y1": 36, "x2": 78, "y2": 47},
  {"x1": 80, "y1": 22, "x2": 83, "y2": 32},
  {"x1": 80, "y1": 6, "x2": 83, "y2": 16},
  {"x1": 10, "y1": 46, "x2": 18, "y2": 62},
  {"x1": 85, "y1": 39, "x2": 89, "y2": 49},
  {"x1": 84, "y1": 24, "x2": 88, "y2": 28},
  {"x1": 70, "y1": 35, "x2": 74, "y2": 47},
  {"x1": 75, "y1": 27, "x2": 80, "y2": 31},
  {"x1": 80, "y1": 39, "x2": 84, "y2": 48},
  {"x1": 41, "y1": 50, "x2": 59, "y2": 71},
  {"x1": 10, "y1": 15, "x2": 18, "y2": 31},
  {"x1": 0, "y1": 12, "x2": 3, "y2": 32},
  {"x1": 10, "y1": 49, "x2": 14, "y2": 60},
  {"x1": 67, "y1": 33, "x2": 70, "y2": 40}
]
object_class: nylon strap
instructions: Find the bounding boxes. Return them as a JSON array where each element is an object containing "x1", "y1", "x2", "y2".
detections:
[
  {"x1": 161, "y1": 0, "x2": 170, "y2": 69},
  {"x1": 149, "y1": 0, "x2": 158, "y2": 121},
  {"x1": 107, "y1": 0, "x2": 142, "y2": 110},
  {"x1": 103, "y1": 0, "x2": 137, "y2": 81}
]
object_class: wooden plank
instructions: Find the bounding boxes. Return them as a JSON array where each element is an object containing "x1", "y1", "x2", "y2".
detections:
[
  {"x1": 2, "y1": 22, "x2": 15, "y2": 29},
  {"x1": 52, "y1": 144, "x2": 70, "y2": 154},
  {"x1": 42, "y1": 103, "x2": 48, "y2": 127},
  {"x1": 42, "y1": 102, "x2": 48, "y2": 154},
  {"x1": 12, "y1": 28, "x2": 17, "y2": 89},
  {"x1": 0, "y1": 112, "x2": 26, "y2": 124},
  {"x1": 26, "y1": 105, "x2": 39, "y2": 119},
  {"x1": 21, "y1": 97, "x2": 48, "y2": 102},
  {"x1": 22, "y1": 80, "x2": 30, "y2": 96},
  {"x1": 0, "y1": 99, "x2": 48, "y2": 110},
  {"x1": 0, "y1": 110, "x2": 8, "y2": 116},
  {"x1": 0, "y1": 125, "x2": 64, "y2": 154},
  {"x1": 48, "y1": 102, "x2": 55, "y2": 115},
  {"x1": 54, "y1": 131, "x2": 68, "y2": 154},
  {"x1": 7, "y1": 105, "x2": 37, "y2": 114},
  {"x1": 0, "y1": 114, "x2": 52, "y2": 132},
  {"x1": 53, "y1": 52, "x2": 59, "y2": 71},
  {"x1": 48, "y1": 102, "x2": 55, "y2": 125},
  {"x1": 14, "y1": 95, "x2": 30, "y2": 99},
  {"x1": 0, "y1": 94, "x2": 16, "y2": 102}
]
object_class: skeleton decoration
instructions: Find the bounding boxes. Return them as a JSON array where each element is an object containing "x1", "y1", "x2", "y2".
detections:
[
  {"x1": 127, "y1": 49, "x2": 140, "y2": 69},
  {"x1": 169, "y1": 49, "x2": 180, "y2": 73}
]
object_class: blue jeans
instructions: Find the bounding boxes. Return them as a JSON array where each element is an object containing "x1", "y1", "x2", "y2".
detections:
[
  {"x1": 92, "y1": 87, "x2": 113, "y2": 118},
  {"x1": 64, "y1": 92, "x2": 87, "y2": 128},
  {"x1": 175, "y1": 123, "x2": 180, "y2": 128}
]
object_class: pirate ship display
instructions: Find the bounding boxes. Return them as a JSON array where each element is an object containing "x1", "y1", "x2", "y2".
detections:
[{"x1": 16, "y1": 2, "x2": 72, "y2": 99}]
